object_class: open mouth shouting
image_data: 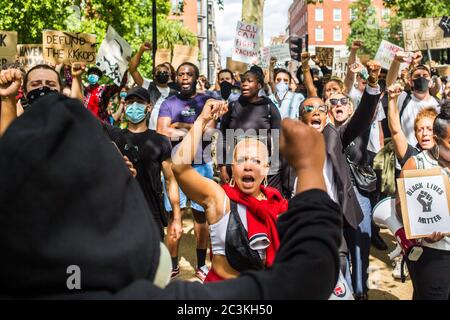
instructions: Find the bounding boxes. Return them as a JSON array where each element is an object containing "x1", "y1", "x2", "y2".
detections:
[
  {"x1": 310, "y1": 117, "x2": 323, "y2": 131},
  {"x1": 241, "y1": 175, "x2": 256, "y2": 189}
]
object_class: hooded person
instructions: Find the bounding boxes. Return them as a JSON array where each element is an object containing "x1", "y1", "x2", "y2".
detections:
[{"x1": 0, "y1": 94, "x2": 341, "y2": 299}]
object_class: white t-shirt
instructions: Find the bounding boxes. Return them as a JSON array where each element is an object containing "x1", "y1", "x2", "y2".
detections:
[
  {"x1": 142, "y1": 78, "x2": 171, "y2": 130},
  {"x1": 397, "y1": 91, "x2": 439, "y2": 146},
  {"x1": 367, "y1": 103, "x2": 386, "y2": 153},
  {"x1": 323, "y1": 156, "x2": 339, "y2": 205}
]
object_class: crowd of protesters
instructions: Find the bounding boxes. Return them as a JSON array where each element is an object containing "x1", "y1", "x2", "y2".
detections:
[{"x1": 0, "y1": 36, "x2": 449, "y2": 300}]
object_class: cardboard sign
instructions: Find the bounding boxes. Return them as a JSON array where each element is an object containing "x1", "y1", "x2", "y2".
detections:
[
  {"x1": 315, "y1": 47, "x2": 334, "y2": 68},
  {"x1": 332, "y1": 56, "x2": 348, "y2": 80},
  {"x1": 0, "y1": 31, "x2": 18, "y2": 65},
  {"x1": 16, "y1": 44, "x2": 45, "y2": 71},
  {"x1": 155, "y1": 48, "x2": 171, "y2": 67},
  {"x1": 374, "y1": 40, "x2": 411, "y2": 71},
  {"x1": 226, "y1": 57, "x2": 248, "y2": 75},
  {"x1": 439, "y1": 16, "x2": 450, "y2": 37},
  {"x1": 232, "y1": 21, "x2": 260, "y2": 64},
  {"x1": 96, "y1": 26, "x2": 132, "y2": 86},
  {"x1": 397, "y1": 168, "x2": 450, "y2": 239},
  {"x1": 402, "y1": 17, "x2": 450, "y2": 51},
  {"x1": 171, "y1": 44, "x2": 199, "y2": 70},
  {"x1": 260, "y1": 44, "x2": 291, "y2": 69},
  {"x1": 43, "y1": 30, "x2": 97, "y2": 65}
]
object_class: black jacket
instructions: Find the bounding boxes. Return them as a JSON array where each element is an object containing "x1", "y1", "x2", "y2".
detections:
[
  {"x1": 322, "y1": 87, "x2": 381, "y2": 229},
  {"x1": 147, "y1": 81, "x2": 177, "y2": 106}
]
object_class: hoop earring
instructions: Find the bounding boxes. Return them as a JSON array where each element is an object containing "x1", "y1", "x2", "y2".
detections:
[
  {"x1": 263, "y1": 177, "x2": 268, "y2": 188},
  {"x1": 229, "y1": 177, "x2": 235, "y2": 187},
  {"x1": 433, "y1": 145, "x2": 440, "y2": 160}
]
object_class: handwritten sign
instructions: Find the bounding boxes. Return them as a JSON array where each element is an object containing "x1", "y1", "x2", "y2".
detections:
[
  {"x1": 232, "y1": 21, "x2": 260, "y2": 64},
  {"x1": 260, "y1": 44, "x2": 291, "y2": 68},
  {"x1": 374, "y1": 40, "x2": 411, "y2": 71},
  {"x1": 96, "y1": 26, "x2": 132, "y2": 86},
  {"x1": 16, "y1": 44, "x2": 45, "y2": 71},
  {"x1": 43, "y1": 30, "x2": 96, "y2": 65},
  {"x1": 402, "y1": 17, "x2": 450, "y2": 51},
  {"x1": 397, "y1": 168, "x2": 450, "y2": 239},
  {"x1": 171, "y1": 44, "x2": 199, "y2": 70},
  {"x1": 332, "y1": 56, "x2": 348, "y2": 80},
  {"x1": 315, "y1": 47, "x2": 334, "y2": 68},
  {"x1": 0, "y1": 31, "x2": 18, "y2": 66}
]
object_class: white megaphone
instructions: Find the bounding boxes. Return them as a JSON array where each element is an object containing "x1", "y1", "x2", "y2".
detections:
[
  {"x1": 372, "y1": 197, "x2": 423, "y2": 261},
  {"x1": 329, "y1": 270, "x2": 354, "y2": 300}
]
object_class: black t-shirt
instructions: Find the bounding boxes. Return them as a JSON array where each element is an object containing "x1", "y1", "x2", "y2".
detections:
[{"x1": 104, "y1": 125, "x2": 172, "y2": 236}]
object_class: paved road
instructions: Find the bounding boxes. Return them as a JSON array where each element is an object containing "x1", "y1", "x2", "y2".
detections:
[{"x1": 168, "y1": 211, "x2": 413, "y2": 300}]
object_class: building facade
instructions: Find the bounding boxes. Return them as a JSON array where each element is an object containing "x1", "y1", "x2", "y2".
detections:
[
  {"x1": 288, "y1": 0, "x2": 390, "y2": 58},
  {"x1": 169, "y1": 0, "x2": 221, "y2": 82}
]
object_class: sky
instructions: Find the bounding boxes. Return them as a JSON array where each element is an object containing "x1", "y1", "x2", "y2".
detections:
[{"x1": 215, "y1": 0, "x2": 293, "y2": 67}]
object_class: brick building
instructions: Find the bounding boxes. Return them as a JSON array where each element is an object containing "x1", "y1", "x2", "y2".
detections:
[{"x1": 288, "y1": 0, "x2": 390, "y2": 58}]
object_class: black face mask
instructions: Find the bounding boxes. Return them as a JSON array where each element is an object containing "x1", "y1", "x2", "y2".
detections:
[
  {"x1": 413, "y1": 77, "x2": 430, "y2": 93},
  {"x1": 155, "y1": 72, "x2": 169, "y2": 84},
  {"x1": 220, "y1": 81, "x2": 233, "y2": 100},
  {"x1": 378, "y1": 79, "x2": 387, "y2": 92},
  {"x1": 26, "y1": 86, "x2": 58, "y2": 105}
]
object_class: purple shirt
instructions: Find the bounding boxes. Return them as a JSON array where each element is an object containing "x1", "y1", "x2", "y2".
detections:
[{"x1": 158, "y1": 93, "x2": 210, "y2": 124}]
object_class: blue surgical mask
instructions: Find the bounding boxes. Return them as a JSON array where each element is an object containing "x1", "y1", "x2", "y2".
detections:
[
  {"x1": 125, "y1": 102, "x2": 147, "y2": 124},
  {"x1": 119, "y1": 92, "x2": 127, "y2": 99},
  {"x1": 87, "y1": 74, "x2": 99, "y2": 85},
  {"x1": 276, "y1": 81, "x2": 289, "y2": 97}
]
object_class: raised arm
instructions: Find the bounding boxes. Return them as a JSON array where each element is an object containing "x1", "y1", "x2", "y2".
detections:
[
  {"x1": 0, "y1": 69, "x2": 21, "y2": 136},
  {"x1": 128, "y1": 42, "x2": 151, "y2": 86},
  {"x1": 171, "y1": 100, "x2": 228, "y2": 218},
  {"x1": 70, "y1": 63, "x2": 86, "y2": 101},
  {"x1": 387, "y1": 51, "x2": 411, "y2": 87},
  {"x1": 301, "y1": 52, "x2": 317, "y2": 97},
  {"x1": 343, "y1": 40, "x2": 362, "y2": 94},
  {"x1": 387, "y1": 83, "x2": 409, "y2": 160},
  {"x1": 268, "y1": 56, "x2": 277, "y2": 94},
  {"x1": 341, "y1": 60, "x2": 382, "y2": 147}
]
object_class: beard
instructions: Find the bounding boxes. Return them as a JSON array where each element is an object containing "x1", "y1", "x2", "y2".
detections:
[{"x1": 179, "y1": 83, "x2": 197, "y2": 98}]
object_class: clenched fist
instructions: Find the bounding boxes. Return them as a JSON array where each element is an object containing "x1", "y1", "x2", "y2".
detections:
[{"x1": 0, "y1": 69, "x2": 22, "y2": 98}]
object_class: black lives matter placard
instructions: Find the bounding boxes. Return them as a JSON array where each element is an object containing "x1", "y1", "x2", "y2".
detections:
[
  {"x1": 0, "y1": 31, "x2": 18, "y2": 66},
  {"x1": 397, "y1": 168, "x2": 450, "y2": 239},
  {"x1": 43, "y1": 30, "x2": 96, "y2": 65}
]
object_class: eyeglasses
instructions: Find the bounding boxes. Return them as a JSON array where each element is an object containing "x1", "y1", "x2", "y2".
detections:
[
  {"x1": 302, "y1": 105, "x2": 328, "y2": 113},
  {"x1": 329, "y1": 97, "x2": 349, "y2": 106}
]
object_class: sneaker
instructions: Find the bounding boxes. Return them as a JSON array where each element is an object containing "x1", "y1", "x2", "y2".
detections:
[
  {"x1": 392, "y1": 257, "x2": 408, "y2": 280},
  {"x1": 171, "y1": 266, "x2": 180, "y2": 280},
  {"x1": 195, "y1": 265, "x2": 209, "y2": 282}
]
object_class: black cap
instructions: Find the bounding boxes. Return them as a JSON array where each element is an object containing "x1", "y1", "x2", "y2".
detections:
[
  {"x1": 87, "y1": 66, "x2": 103, "y2": 76},
  {"x1": 410, "y1": 64, "x2": 431, "y2": 76},
  {"x1": 125, "y1": 86, "x2": 150, "y2": 103}
]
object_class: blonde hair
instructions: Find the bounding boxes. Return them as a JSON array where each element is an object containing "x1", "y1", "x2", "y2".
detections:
[{"x1": 414, "y1": 107, "x2": 438, "y2": 132}]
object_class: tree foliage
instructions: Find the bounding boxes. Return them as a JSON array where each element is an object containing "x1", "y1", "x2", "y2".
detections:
[{"x1": 0, "y1": 0, "x2": 197, "y2": 77}]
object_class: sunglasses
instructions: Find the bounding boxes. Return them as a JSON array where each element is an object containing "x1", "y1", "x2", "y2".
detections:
[
  {"x1": 302, "y1": 105, "x2": 328, "y2": 113},
  {"x1": 329, "y1": 97, "x2": 349, "y2": 106}
]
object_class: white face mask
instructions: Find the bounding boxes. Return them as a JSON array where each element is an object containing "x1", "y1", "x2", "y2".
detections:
[{"x1": 276, "y1": 81, "x2": 289, "y2": 97}]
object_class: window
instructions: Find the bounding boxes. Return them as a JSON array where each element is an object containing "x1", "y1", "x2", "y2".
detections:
[
  {"x1": 197, "y1": 0, "x2": 202, "y2": 16},
  {"x1": 315, "y1": 8, "x2": 323, "y2": 22},
  {"x1": 333, "y1": 27, "x2": 342, "y2": 41},
  {"x1": 349, "y1": 8, "x2": 356, "y2": 21},
  {"x1": 315, "y1": 28, "x2": 324, "y2": 42},
  {"x1": 333, "y1": 8, "x2": 341, "y2": 21},
  {"x1": 382, "y1": 8, "x2": 390, "y2": 21}
]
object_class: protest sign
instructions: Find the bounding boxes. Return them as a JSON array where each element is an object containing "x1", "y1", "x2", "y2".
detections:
[
  {"x1": 260, "y1": 44, "x2": 291, "y2": 68},
  {"x1": 374, "y1": 40, "x2": 411, "y2": 71},
  {"x1": 171, "y1": 44, "x2": 199, "y2": 70},
  {"x1": 397, "y1": 168, "x2": 450, "y2": 239},
  {"x1": 96, "y1": 26, "x2": 132, "y2": 86},
  {"x1": 0, "y1": 31, "x2": 18, "y2": 65},
  {"x1": 226, "y1": 57, "x2": 248, "y2": 75},
  {"x1": 402, "y1": 17, "x2": 450, "y2": 51},
  {"x1": 332, "y1": 56, "x2": 348, "y2": 80},
  {"x1": 155, "y1": 48, "x2": 171, "y2": 67},
  {"x1": 17, "y1": 44, "x2": 45, "y2": 71},
  {"x1": 43, "y1": 30, "x2": 96, "y2": 65},
  {"x1": 439, "y1": 16, "x2": 450, "y2": 37},
  {"x1": 232, "y1": 21, "x2": 260, "y2": 64},
  {"x1": 315, "y1": 47, "x2": 334, "y2": 68}
]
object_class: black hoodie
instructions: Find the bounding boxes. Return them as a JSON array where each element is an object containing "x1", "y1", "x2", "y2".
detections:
[{"x1": 0, "y1": 93, "x2": 160, "y2": 297}]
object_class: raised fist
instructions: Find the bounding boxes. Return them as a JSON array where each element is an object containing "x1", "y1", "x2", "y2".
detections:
[
  {"x1": 411, "y1": 51, "x2": 423, "y2": 65},
  {"x1": 0, "y1": 69, "x2": 22, "y2": 98},
  {"x1": 270, "y1": 56, "x2": 277, "y2": 66},
  {"x1": 366, "y1": 60, "x2": 382, "y2": 84},
  {"x1": 349, "y1": 62, "x2": 364, "y2": 74},
  {"x1": 394, "y1": 51, "x2": 409, "y2": 63},
  {"x1": 351, "y1": 40, "x2": 363, "y2": 50},
  {"x1": 417, "y1": 190, "x2": 433, "y2": 212},
  {"x1": 387, "y1": 83, "x2": 404, "y2": 99},
  {"x1": 140, "y1": 41, "x2": 152, "y2": 52},
  {"x1": 71, "y1": 63, "x2": 86, "y2": 77},
  {"x1": 301, "y1": 52, "x2": 310, "y2": 66}
]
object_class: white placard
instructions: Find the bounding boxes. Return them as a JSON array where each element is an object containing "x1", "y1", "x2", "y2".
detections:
[
  {"x1": 403, "y1": 175, "x2": 450, "y2": 237},
  {"x1": 332, "y1": 56, "x2": 348, "y2": 80},
  {"x1": 232, "y1": 21, "x2": 260, "y2": 64},
  {"x1": 374, "y1": 40, "x2": 411, "y2": 71},
  {"x1": 260, "y1": 44, "x2": 291, "y2": 68},
  {"x1": 96, "y1": 26, "x2": 132, "y2": 86}
]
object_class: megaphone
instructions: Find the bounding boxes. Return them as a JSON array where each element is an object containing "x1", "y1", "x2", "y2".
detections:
[
  {"x1": 329, "y1": 270, "x2": 354, "y2": 300},
  {"x1": 372, "y1": 197, "x2": 423, "y2": 261}
]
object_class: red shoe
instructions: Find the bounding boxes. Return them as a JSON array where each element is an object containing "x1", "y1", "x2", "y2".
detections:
[{"x1": 194, "y1": 265, "x2": 209, "y2": 282}]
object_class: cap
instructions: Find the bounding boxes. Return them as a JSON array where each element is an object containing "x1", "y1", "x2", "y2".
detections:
[
  {"x1": 410, "y1": 64, "x2": 431, "y2": 76},
  {"x1": 125, "y1": 86, "x2": 150, "y2": 103}
]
